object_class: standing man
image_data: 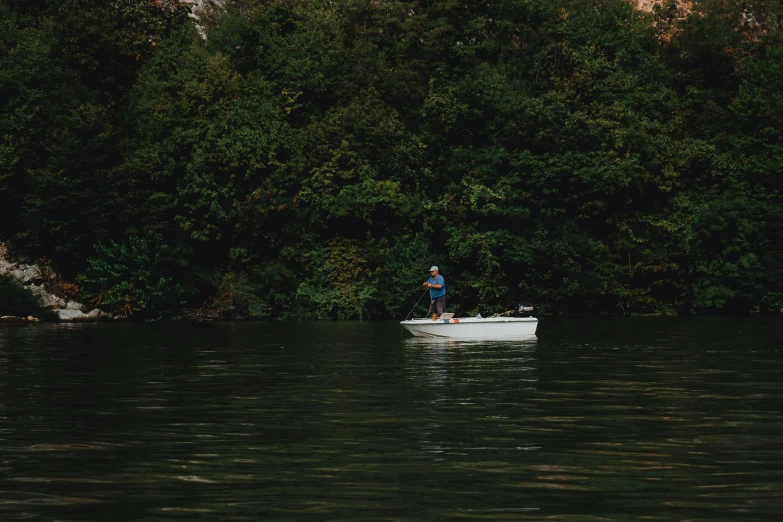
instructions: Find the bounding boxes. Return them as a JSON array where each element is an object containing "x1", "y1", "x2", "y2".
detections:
[{"x1": 423, "y1": 265, "x2": 446, "y2": 320}]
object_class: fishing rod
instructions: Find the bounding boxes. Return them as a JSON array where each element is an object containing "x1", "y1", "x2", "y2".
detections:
[{"x1": 403, "y1": 288, "x2": 430, "y2": 321}]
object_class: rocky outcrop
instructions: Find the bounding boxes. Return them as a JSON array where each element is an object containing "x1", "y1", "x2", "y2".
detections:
[
  {"x1": 56, "y1": 309, "x2": 88, "y2": 321},
  {"x1": 22, "y1": 264, "x2": 44, "y2": 285},
  {"x1": 1, "y1": 242, "x2": 121, "y2": 322},
  {"x1": 29, "y1": 284, "x2": 59, "y2": 308},
  {"x1": 65, "y1": 300, "x2": 86, "y2": 311}
]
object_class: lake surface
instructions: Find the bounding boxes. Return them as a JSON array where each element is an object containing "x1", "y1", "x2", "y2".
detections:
[{"x1": 1, "y1": 318, "x2": 782, "y2": 521}]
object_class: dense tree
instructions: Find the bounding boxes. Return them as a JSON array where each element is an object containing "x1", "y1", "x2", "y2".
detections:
[{"x1": 2, "y1": 0, "x2": 782, "y2": 319}]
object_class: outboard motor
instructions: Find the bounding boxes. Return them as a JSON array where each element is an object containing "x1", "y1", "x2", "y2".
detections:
[{"x1": 513, "y1": 302, "x2": 536, "y2": 318}]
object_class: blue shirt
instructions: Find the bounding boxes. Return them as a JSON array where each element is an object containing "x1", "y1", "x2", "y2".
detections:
[{"x1": 428, "y1": 275, "x2": 445, "y2": 298}]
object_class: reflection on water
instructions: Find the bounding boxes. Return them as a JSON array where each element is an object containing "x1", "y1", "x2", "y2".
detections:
[
  {"x1": 402, "y1": 335, "x2": 539, "y2": 348},
  {"x1": 1, "y1": 319, "x2": 782, "y2": 521},
  {"x1": 404, "y1": 336, "x2": 537, "y2": 386}
]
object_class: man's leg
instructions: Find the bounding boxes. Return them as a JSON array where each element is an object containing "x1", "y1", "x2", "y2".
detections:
[
  {"x1": 437, "y1": 296, "x2": 446, "y2": 318},
  {"x1": 431, "y1": 296, "x2": 444, "y2": 320}
]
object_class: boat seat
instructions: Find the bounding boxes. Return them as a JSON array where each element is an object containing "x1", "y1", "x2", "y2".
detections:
[{"x1": 439, "y1": 313, "x2": 455, "y2": 320}]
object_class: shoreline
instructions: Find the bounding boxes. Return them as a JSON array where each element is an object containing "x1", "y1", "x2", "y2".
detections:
[{"x1": 1, "y1": 243, "x2": 121, "y2": 323}]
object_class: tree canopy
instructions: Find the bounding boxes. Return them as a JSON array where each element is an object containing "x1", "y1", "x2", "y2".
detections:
[{"x1": 2, "y1": 0, "x2": 782, "y2": 319}]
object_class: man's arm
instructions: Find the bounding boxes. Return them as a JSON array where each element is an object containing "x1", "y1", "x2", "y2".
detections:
[{"x1": 426, "y1": 276, "x2": 443, "y2": 289}]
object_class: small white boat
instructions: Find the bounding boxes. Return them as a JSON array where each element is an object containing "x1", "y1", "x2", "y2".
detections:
[{"x1": 400, "y1": 315, "x2": 538, "y2": 339}]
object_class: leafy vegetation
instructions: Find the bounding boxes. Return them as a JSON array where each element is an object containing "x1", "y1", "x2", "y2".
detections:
[
  {"x1": 82, "y1": 236, "x2": 191, "y2": 319},
  {"x1": 2, "y1": 0, "x2": 782, "y2": 319}
]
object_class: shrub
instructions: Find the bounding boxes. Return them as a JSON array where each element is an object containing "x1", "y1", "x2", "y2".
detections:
[
  {"x1": 83, "y1": 236, "x2": 192, "y2": 319},
  {"x1": 210, "y1": 271, "x2": 272, "y2": 319}
]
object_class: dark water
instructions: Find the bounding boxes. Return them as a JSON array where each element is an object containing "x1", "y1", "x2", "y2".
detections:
[{"x1": 1, "y1": 318, "x2": 782, "y2": 521}]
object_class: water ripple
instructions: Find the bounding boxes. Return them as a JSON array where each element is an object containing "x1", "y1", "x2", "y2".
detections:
[{"x1": 1, "y1": 319, "x2": 782, "y2": 520}]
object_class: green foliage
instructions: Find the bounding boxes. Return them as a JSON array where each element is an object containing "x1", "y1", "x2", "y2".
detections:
[
  {"x1": 210, "y1": 270, "x2": 274, "y2": 319},
  {"x1": 83, "y1": 236, "x2": 191, "y2": 319},
  {"x1": 0, "y1": 274, "x2": 58, "y2": 320},
  {"x1": 0, "y1": 4, "x2": 57, "y2": 238},
  {"x1": 294, "y1": 242, "x2": 378, "y2": 320},
  {"x1": 377, "y1": 236, "x2": 437, "y2": 317},
  {"x1": 3, "y1": 0, "x2": 783, "y2": 318}
]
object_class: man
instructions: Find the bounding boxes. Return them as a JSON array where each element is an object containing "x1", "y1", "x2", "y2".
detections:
[{"x1": 423, "y1": 265, "x2": 445, "y2": 320}]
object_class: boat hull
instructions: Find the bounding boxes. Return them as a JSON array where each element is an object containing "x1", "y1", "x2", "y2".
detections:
[{"x1": 400, "y1": 317, "x2": 537, "y2": 339}]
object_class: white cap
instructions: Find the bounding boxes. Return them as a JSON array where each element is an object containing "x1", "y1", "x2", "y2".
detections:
[{"x1": 429, "y1": 266, "x2": 438, "y2": 272}]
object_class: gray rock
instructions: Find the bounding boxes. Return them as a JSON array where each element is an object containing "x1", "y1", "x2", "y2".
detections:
[
  {"x1": 66, "y1": 301, "x2": 86, "y2": 311},
  {"x1": 29, "y1": 285, "x2": 60, "y2": 308},
  {"x1": 85, "y1": 309, "x2": 103, "y2": 319},
  {"x1": 4, "y1": 268, "x2": 24, "y2": 281},
  {"x1": 22, "y1": 264, "x2": 43, "y2": 285},
  {"x1": 57, "y1": 298, "x2": 67, "y2": 308},
  {"x1": 56, "y1": 309, "x2": 87, "y2": 321},
  {"x1": 0, "y1": 251, "x2": 27, "y2": 282}
]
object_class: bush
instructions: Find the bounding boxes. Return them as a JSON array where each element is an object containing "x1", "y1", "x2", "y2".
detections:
[
  {"x1": 294, "y1": 243, "x2": 378, "y2": 320},
  {"x1": 83, "y1": 236, "x2": 192, "y2": 319},
  {"x1": 210, "y1": 271, "x2": 272, "y2": 319}
]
